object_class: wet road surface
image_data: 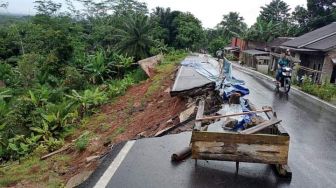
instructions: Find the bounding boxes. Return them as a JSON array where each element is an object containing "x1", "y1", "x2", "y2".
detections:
[
  {"x1": 82, "y1": 68, "x2": 336, "y2": 188},
  {"x1": 233, "y1": 68, "x2": 336, "y2": 188}
]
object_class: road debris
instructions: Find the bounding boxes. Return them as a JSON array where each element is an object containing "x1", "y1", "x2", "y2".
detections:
[
  {"x1": 171, "y1": 146, "x2": 192, "y2": 162},
  {"x1": 138, "y1": 55, "x2": 163, "y2": 77},
  {"x1": 168, "y1": 54, "x2": 291, "y2": 178},
  {"x1": 86, "y1": 155, "x2": 100, "y2": 163}
]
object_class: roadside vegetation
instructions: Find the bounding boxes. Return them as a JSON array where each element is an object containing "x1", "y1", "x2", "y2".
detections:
[
  {"x1": 207, "y1": 0, "x2": 336, "y2": 54},
  {"x1": 0, "y1": 0, "x2": 200, "y2": 163},
  {"x1": 0, "y1": 0, "x2": 335, "y2": 186},
  {"x1": 300, "y1": 78, "x2": 336, "y2": 102},
  {"x1": 0, "y1": 50, "x2": 187, "y2": 187}
]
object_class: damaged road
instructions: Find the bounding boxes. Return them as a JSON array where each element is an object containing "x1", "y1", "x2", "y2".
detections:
[{"x1": 80, "y1": 58, "x2": 336, "y2": 188}]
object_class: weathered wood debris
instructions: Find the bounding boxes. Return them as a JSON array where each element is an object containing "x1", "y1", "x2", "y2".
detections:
[{"x1": 168, "y1": 54, "x2": 292, "y2": 178}]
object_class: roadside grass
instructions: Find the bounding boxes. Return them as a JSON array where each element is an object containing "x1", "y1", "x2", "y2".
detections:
[
  {"x1": 300, "y1": 82, "x2": 336, "y2": 101},
  {"x1": 75, "y1": 131, "x2": 91, "y2": 151},
  {"x1": 0, "y1": 154, "x2": 71, "y2": 187},
  {"x1": 145, "y1": 51, "x2": 187, "y2": 98},
  {"x1": 292, "y1": 77, "x2": 336, "y2": 102}
]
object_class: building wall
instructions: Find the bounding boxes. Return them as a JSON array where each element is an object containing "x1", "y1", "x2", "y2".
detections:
[
  {"x1": 247, "y1": 41, "x2": 267, "y2": 51},
  {"x1": 321, "y1": 56, "x2": 334, "y2": 83},
  {"x1": 231, "y1": 37, "x2": 247, "y2": 51},
  {"x1": 299, "y1": 53, "x2": 325, "y2": 83},
  {"x1": 322, "y1": 50, "x2": 336, "y2": 83}
]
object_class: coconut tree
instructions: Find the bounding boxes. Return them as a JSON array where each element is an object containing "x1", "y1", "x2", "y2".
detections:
[{"x1": 114, "y1": 13, "x2": 154, "y2": 61}]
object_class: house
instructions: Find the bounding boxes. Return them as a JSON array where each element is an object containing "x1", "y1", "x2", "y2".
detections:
[
  {"x1": 240, "y1": 49, "x2": 270, "y2": 71},
  {"x1": 280, "y1": 22, "x2": 336, "y2": 84},
  {"x1": 227, "y1": 37, "x2": 294, "y2": 74}
]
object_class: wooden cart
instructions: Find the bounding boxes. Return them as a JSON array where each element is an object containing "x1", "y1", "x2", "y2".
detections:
[{"x1": 191, "y1": 99, "x2": 292, "y2": 178}]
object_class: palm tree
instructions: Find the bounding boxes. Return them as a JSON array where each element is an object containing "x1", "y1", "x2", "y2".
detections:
[
  {"x1": 114, "y1": 14, "x2": 154, "y2": 61},
  {"x1": 245, "y1": 18, "x2": 280, "y2": 42},
  {"x1": 218, "y1": 12, "x2": 247, "y2": 40}
]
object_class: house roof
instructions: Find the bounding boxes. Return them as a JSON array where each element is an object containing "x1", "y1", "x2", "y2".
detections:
[
  {"x1": 282, "y1": 22, "x2": 336, "y2": 51},
  {"x1": 224, "y1": 46, "x2": 239, "y2": 51},
  {"x1": 268, "y1": 37, "x2": 294, "y2": 48},
  {"x1": 242, "y1": 49, "x2": 269, "y2": 56}
]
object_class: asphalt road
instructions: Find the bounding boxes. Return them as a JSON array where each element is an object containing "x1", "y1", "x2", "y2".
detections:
[
  {"x1": 82, "y1": 67, "x2": 336, "y2": 188},
  {"x1": 232, "y1": 68, "x2": 336, "y2": 188}
]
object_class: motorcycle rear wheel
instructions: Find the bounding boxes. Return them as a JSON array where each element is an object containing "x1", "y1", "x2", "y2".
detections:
[{"x1": 284, "y1": 78, "x2": 291, "y2": 93}]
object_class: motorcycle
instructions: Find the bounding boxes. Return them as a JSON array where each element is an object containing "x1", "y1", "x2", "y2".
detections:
[{"x1": 276, "y1": 66, "x2": 292, "y2": 93}]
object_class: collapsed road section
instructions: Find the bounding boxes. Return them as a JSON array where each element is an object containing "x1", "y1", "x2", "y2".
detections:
[
  {"x1": 80, "y1": 54, "x2": 292, "y2": 188},
  {"x1": 169, "y1": 54, "x2": 291, "y2": 177}
]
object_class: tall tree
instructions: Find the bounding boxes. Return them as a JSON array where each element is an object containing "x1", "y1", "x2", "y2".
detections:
[
  {"x1": 174, "y1": 12, "x2": 205, "y2": 50},
  {"x1": 218, "y1": 12, "x2": 247, "y2": 40},
  {"x1": 291, "y1": 5, "x2": 310, "y2": 35},
  {"x1": 150, "y1": 7, "x2": 181, "y2": 46},
  {"x1": 34, "y1": 0, "x2": 62, "y2": 15},
  {"x1": 114, "y1": 14, "x2": 154, "y2": 60},
  {"x1": 246, "y1": 0, "x2": 293, "y2": 40},
  {"x1": 306, "y1": 0, "x2": 336, "y2": 30},
  {"x1": 0, "y1": 1, "x2": 8, "y2": 9},
  {"x1": 259, "y1": 0, "x2": 291, "y2": 23},
  {"x1": 245, "y1": 18, "x2": 280, "y2": 42}
]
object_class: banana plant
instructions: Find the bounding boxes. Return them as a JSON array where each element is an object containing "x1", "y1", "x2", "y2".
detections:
[
  {"x1": 84, "y1": 50, "x2": 114, "y2": 84},
  {"x1": 0, "y1": 89, "x2": 12, "y2": 101},
  {"x1": 7, "y1": 135, "x2": 30, "y2": 159},
  {"x1": 30, "y1": 120, "x2": 53, "y2": 141},
  {"x1": 66, "y1": 88, "x2": 108, "y2": 115}
]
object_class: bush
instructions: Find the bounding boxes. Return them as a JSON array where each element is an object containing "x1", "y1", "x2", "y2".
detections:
[
  {"x1": 163, "y1": 50, "x2": 188, "y2": 62},
  {"x1": 75, "y1": 131, "x2": 90, "y2": 151},
  {"x1": 67, "y1": 88, "x2": 108, "y2": 116},
  {"x1": 107, "y1": 69, "x2": 147, "y2": 98},
  {"x1": 301, "y1": 79, "x2": 336, "y2": 101},
  {"x1": 63, "y1": 66, "x2": 87, "y2": 90},
  {"x1": 225, "y1": 54, "x2": 238, "y2": 61}
]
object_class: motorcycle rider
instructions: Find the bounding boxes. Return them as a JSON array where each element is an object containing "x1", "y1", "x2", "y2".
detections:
[{"x1": 276, "y1": 51, "x2": 290, "y2": 82}]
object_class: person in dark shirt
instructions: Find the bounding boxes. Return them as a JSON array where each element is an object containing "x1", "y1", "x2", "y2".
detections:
[{"x1": 276, "y1": 53, "x2": 290, "y2": 81}]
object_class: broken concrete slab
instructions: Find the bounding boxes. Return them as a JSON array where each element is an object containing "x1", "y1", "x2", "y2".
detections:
[
  {"x1": 86, "y1": 155, "x2": 100, "y2": 163},
  {"x1": 170, "y1": 55, "x2": 222, "y2": 97},
  {"x1": 138, "y1": 54, "x2": 163, "y2": 78},
  {"x1": 179, "y1": 105, "x2": 196, "y2": 122},
  {"x1": 66, "y1": 170, "x2": 93, "y2": 188}
]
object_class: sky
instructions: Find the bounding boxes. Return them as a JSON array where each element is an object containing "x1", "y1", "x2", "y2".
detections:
[{"x1": 3, "y1": 0, "x2": 307, "y2": 28}]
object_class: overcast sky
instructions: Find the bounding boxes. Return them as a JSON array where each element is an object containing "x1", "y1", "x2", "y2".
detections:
[{"x1": 3, "y1": 0, "x2": 307, "y2": 28}]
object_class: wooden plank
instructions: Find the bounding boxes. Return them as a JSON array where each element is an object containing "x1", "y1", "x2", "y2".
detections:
[
  {"x1": 194, "y1": 99, "x2": 205, "y2": 131},
  {"x1": 276, "y1": 124, "x2": 289, "y2": 136},
  {"x1": 240, "y1": 118, "x2": 282, "y2": 134},
  {"x1": 41, "y1": 144, "x2": 71, "y2": 160},
  {"x1": 270, "y1": 52, "x2": 301, "y2": 63},
  {"x1": 274, "y1": 164, "x2": 292, "y2": 178},
  {"x1": 196, "y1": 108, "x2": 272, "y2": 122},
  {"x1": 191, "y1": 132, "x2": 289, "y2": 164},
  {"x1": 191, "y1": 131, "x2": 289, "y2": 145}
]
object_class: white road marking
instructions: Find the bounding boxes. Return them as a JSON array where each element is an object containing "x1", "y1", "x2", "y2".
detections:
[
  {"x1": 94, "y1": 140, "x2": 135, "y2": 188},
  {"x1": 172, "y1": 65, "x2": 184, "y2": 91}
]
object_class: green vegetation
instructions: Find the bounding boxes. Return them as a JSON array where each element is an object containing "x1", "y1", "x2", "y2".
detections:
[
  {"x1": 300, "y1": 79, "x2": 336, "y2": 101},
  {"x1": 0, "y1": 0, "x2": 334, "y2": 173},
  {"x1": 146, "y1": 51, "x2": 187, "y2": 98},
  {"x1": 0, "y1": 154, "x2": 70, "y2": 187},
  {"x1": 75, "y1": 131, "x2": 90, "y2": 151},
  {"x1": 206, "y1": 0, "x2": 336, "y2": 56},
  {"x1": 0, "y1": 0, "x2": 199, "y2": 163}
]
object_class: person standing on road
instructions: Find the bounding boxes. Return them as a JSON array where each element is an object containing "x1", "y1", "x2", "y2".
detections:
[{"x1": 216, "y1": 49, "x2": 224, "y2": 61}]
